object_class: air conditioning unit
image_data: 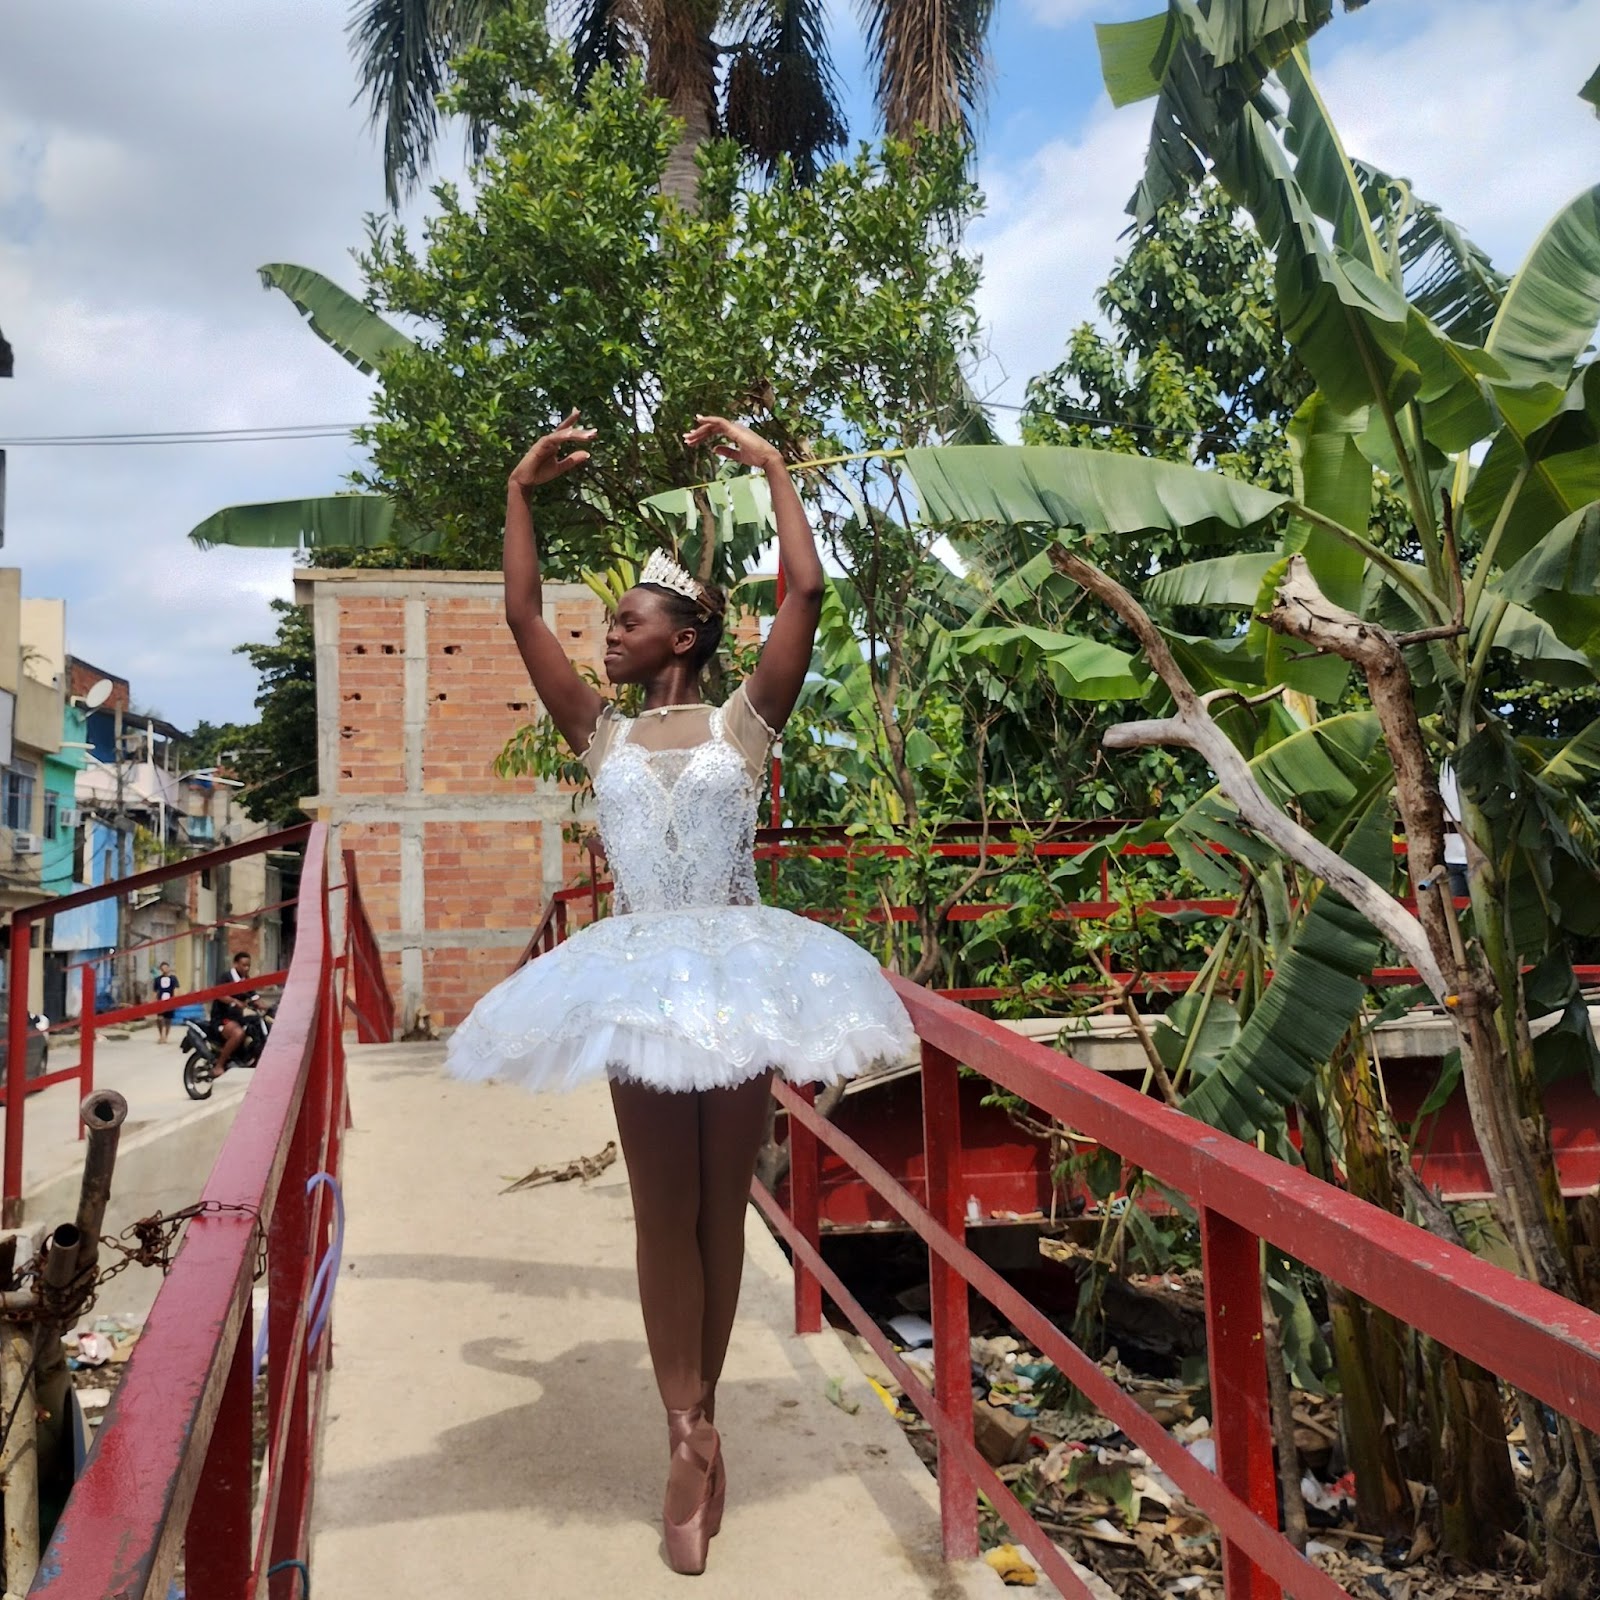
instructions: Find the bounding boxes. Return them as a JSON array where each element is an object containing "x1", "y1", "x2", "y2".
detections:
[
  {"x1": 56, "y1": 808, "x2": 80, "y2": 831},
  {"x1": 12, "y1": 832, "x2": 40, "y2": 856}
]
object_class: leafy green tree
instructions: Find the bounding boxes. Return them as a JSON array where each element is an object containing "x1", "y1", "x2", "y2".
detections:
[
  {"x1": 354, "y1": 19, "x2": 984, "y2": 581},
  {"x1": 186, "y1": 601, "x2": 318, "y2": 827},
  {"x1": 1024, "y1": 181, "x2": 1308, "y2": 481},
  {"x1": 351, "y1": 0, "x2": 994, "y2": 206}
]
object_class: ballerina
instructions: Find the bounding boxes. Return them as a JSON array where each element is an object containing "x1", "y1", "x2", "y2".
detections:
[{"x1": 446, "y1": 408, "x2": 916, "y2": 1575}]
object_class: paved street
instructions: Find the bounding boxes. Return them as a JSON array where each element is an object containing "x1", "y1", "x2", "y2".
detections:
[{"x1": 11, "y1": 1021, "x2": 248, "y2": 1197}]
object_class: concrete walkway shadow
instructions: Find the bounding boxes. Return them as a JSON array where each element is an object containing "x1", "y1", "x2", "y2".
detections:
[{"x1": 312, "y1": 1041, "x2": 1035, "y2": 1599}]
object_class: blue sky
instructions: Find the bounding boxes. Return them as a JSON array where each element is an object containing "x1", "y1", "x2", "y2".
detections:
[{"x1": 1, "y1": 0, "x2": 1597, "y2": 729}]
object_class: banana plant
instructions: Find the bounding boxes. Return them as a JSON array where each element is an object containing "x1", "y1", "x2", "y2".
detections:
[
  {"x1": 189, "y1": 266, "x2": 416, "y2": 552},
  {"x1": 904, "y1": 16, "x2": 1600, "y2": 1577}
]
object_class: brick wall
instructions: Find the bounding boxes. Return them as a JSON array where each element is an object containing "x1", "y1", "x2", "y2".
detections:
[{"x1": 296, "y1": 571, "x2": 606, "y2": 1030}]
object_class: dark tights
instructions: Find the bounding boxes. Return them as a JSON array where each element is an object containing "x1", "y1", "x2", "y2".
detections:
[{"x1": 610, "y1": 1071, "x2": 773, "y2": 1518}]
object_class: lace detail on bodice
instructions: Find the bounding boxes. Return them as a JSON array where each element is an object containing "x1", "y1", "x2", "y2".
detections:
[{"x1": 593, "y1": 706, "x2": 761, "y2": 913}]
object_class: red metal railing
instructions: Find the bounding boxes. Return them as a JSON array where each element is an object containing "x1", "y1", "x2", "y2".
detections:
[
  {"x1": 4, "y1": 823, "x2": 314, "y2": 1227},
  {"x1": 30, "y1": 822, "x2": 394, "y2": 1600},
  {"x1": 519, "y1": 827, "x2": 1598, "y2": 1002},
  {"x1": 751, "y1": 979, "x2": 1600, "y2": 1600}
]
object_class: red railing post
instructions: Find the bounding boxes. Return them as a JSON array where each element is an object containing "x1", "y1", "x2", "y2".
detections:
[
  {"x1": 78, "y1": 964, "x2": 96, "y2": 1140},
  {"x1": 922, "y1": 1041, "x2": 978, "y2": 1560},
  {"x1": 4, "y1": 914, "x2": 33, "y2": 1227},
  {"x1": 1200, "y1": 1206, "x2": 1281, "y2": 1600},
  {"x1": 184, "y1": 1301, "x2": 254, "y2": 1600},
  {"x1": 789, "y1": 1083, "x2": 824, "y2": 1335}
]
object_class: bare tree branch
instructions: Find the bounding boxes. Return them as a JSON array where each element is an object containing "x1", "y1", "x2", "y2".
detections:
[{"x1": 1049, "y1": 547, "x2": 1450, "y2": 999}]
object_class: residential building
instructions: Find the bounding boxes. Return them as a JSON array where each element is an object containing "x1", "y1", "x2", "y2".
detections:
[{"x1": 0, "y1": 574, "x2": 67, "y2": 1015}]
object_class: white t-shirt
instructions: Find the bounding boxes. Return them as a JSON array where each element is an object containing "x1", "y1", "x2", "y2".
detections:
[{"x1": 1438, "y1": 765, "x2": 1467, "y2": 867}]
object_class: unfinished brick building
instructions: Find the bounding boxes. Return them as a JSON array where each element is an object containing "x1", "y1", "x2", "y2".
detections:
[{"x1": 297, "y1": 570, "x2": 605, "y2": 1031}]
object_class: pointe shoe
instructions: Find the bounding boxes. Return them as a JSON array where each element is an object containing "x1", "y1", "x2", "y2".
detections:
[
  {"x1": 698, "y1": 1384, "x2": 726, "y2": 1539},
  {"x1": 708, "y1": 1444, "x2": 726, "y2": 1540},
  {"x1": 663, "y1": 1406, "x2": 722, "y2": 1576}
]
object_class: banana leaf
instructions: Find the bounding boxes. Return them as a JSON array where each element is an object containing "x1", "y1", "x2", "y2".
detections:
[
  {"x1": 1483, "y1": 184, "x2": 1600, "y2": 399},
  {"x1": 1180, "y1": 802, "x2": 1392, "y2": 1140},
  {"x1": 1468, "y1": 363, "x2": 1600, "y2": 568},
  {"x1": 1536, "y1": 715, "x2": 1600, "y2": 795},
  {"x1": 1096, "y1": 1, "x2": 1338, "y2": 221},
  {"x1": 1461, "y1": 187, "x2": 1600, "y2": 554},
  {"x1": 902, "y1": 446, "x2": 1288, "y2": 544},
  {"x1": 1154, "y1": 988, "x2": 1242, "y2": 1082},
  {"x1": 259, "y1": 263, "x2": 414, "y2": 376},
  {"x1": 639, "y1": 474, "x2": 776, "y2": 583},
  {"x1": 1168, "y1": 710, "x2": 1387, "y2": 888},
  {"x1": 952, "y1": 624, "x2": 1147, "y2": 700},
  {"x1": 1278, "y1": 387, "x2": 1369, "y2": 697},
  {"x1": 1492, "y1": 501, "x2": 1600, "y2": 655},
  {"x1": 1146, "y1": 551, "x2": 1282, "y2": 610},
  {"x1": 187, "y1": 493, "x2": 438, "y2": 553},
  {"x1": 1458, "y1": 720, "x2": 1600, "y2": 946},
  {"x1": 1349, "y1": 160, "x2": 1506, "y2": 346},
  {"x1": 1485, "y1": 600, "x2": 1600, "y2": 690}
]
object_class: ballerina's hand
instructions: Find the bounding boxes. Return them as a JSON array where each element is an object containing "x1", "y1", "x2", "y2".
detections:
[
  {"x1": 510, "y1": 409, "x2": 597, "y2": 489},
  {"x1": 682, "y1": 414, "x2": 783, "y2": 471}
]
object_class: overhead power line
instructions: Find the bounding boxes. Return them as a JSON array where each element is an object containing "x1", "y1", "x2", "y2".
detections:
[
  {"x1": 0, "y1": 423, "x2": 364, "y2": 447},
  {"x1": 0, "y1": 399, "x2": 1199, "y2": 450}
]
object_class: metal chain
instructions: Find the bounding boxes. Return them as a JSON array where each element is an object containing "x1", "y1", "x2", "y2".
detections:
[
  {"x1": 0, "y1": 1203, "x2": 268, "y2": 1462},
  {"x1": 4, "y1": 1200, "x2": 267, "y2": 1328}
]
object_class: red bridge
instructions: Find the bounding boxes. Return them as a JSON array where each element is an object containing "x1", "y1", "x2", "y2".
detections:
[{"x1": 11, "y1": 824, "x2": 1600, "y2": 1599}]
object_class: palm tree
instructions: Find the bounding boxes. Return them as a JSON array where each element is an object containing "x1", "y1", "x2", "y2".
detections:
[{"x1": 350, "y1": 0, "x2": 995, "y2": 207}]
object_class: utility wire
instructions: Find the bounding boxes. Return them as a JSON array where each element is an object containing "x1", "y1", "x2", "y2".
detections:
[
  {"x1": 0, "y1": 399, "x2": 1203, "y2": 448},
  {"x1": 0, "y1": 423, "x2": 363, "y2": 447}
]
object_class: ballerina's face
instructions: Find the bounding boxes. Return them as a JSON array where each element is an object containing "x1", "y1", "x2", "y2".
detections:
[{"x1": 603, "y1": 586, "x2": 698, "y2": 684}]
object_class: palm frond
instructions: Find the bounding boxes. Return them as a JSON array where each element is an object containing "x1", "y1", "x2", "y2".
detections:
[
  {"x1": 723, "y1": 0, "x2": 847, "y2": 182},
  {"x1": 565, "y1": 0, "x2": 643, "y2": 95},
  {"x1": 861, "y1": 0, "x2": 995, "y2": 143},
  {"x1": 348, "y1": 0, "x2": 502, "y2": 206}
]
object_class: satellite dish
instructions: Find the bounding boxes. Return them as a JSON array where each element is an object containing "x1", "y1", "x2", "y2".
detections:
[{"x1": 83, "y1": 679, "x2": 113, "y2": 710}]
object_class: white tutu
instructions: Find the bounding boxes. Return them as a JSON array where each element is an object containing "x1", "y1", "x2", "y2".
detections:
[{"x1": 445, "y1": 904, "x2": 917, "y2": 1094}]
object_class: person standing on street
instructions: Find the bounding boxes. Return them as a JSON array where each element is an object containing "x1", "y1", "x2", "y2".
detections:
[{"x1": 153, "y1": 960, "x2": 179, "y2": 1043}]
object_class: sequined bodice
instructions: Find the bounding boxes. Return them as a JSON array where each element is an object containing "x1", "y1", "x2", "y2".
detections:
[{"x1": 592, "y1": 707, "x2": 760, "y2": 914}]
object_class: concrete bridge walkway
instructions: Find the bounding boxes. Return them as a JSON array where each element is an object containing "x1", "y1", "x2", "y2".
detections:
[{"x1": 312, "y1": 1042, "x2": 1034, "y2": 1599}]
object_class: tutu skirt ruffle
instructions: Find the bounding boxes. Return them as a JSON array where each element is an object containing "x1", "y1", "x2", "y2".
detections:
[{"x1": 445, "y1": 904, "x2": 916, "y2": 1094}]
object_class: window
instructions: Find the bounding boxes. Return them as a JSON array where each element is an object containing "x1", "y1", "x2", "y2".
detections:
[
  {"x1": 4, "y1": 760, "x2": 36, "y2": 833},
  {"x1": 43, "y1": 789, "x2": 58, "y2": 842}
]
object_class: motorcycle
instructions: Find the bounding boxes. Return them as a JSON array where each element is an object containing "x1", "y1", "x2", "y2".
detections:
[{"x1": 180, "y1": 1004, "x2": 273, "y2": 1101}]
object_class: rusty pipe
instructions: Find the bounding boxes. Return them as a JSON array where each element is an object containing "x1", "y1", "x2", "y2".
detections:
[
  {"x1": 41, "y1": 1223, "x2": 82, "y2": 1294},
  {"x1": 74, "y1": 1090, "x2": 127, "y2": 1280}
]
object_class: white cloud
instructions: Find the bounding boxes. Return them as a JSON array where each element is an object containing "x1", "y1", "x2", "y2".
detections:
[
  {"x1": 0, "y1": 0, "x2": 450, "y2": 729},
  {"x1": 1313, "y1": 0, "x2": 1600, "y2": 273},
  {"x1": 969, "y1": 105, "x2": 1149, "y2": 415}
]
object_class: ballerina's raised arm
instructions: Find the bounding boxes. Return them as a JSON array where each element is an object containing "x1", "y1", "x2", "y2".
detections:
[
  {"x1": 680, "y1": 414, "x2": 825, "y2": 734},
  {"x1": 502, "y1": 408, "x2": 607, "y2": 755}
]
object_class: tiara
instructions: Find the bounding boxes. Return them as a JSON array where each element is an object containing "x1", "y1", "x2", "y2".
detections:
[{"x1": 639, "y1": 550, "x2": 716, "y2": 612}]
